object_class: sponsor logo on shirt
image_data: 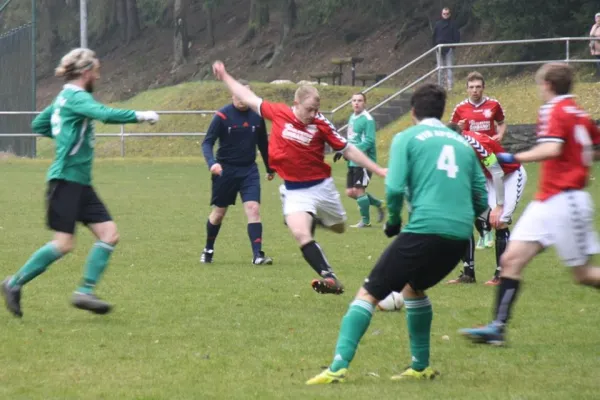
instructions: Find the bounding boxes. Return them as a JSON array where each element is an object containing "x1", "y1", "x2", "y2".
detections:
[
  {"x1": 470, "y1": 120, "x2": 491, "y2": 132},
  {"x1": 282, "y1": 123, "x2": 315, "y2": 145}
]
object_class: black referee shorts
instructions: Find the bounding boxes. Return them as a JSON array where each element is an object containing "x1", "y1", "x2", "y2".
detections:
[
  {"x1": 363, "y1": 232, "x2": 468, "y2": 300},
  {"x1": 46, "y1": 179, "x2": 113, "y2": 234}
]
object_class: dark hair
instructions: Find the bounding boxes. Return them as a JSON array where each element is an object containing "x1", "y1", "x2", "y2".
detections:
[
  {"x1": 446, "y1": 122, "x2": 462, "y2": 134},
  {"x1": 535, "y1": 63, "x2": 573, "y2": 95},
  {"x1": 352, "y1": 92, "x2": 367, "y2": 102},
  {"x1": 410, "y1": 83, "x2": 446, "y2": 121},
  {"x1": 466, "y1": 71, "x2": 485, "y2": 88}
]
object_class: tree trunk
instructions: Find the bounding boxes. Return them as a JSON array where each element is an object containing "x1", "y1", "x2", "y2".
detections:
[
  {"x1": 116, "y1": 0, "x2": 128, "y2": 42},
  {"x1": 125, "y1": 0, "x2": 141, "y2": 43},
  {"x1": 266, "y1": 0, "x2": 296, "y2": 68},
  {"x1": 173, "y1": 0, "x2": 189, "y2": 67},
  {"x1": 204, "y1": 1, "x2": 215, "y2": 48},
  {"x1": 237, "y1": 0, "x2": 270, "y2": 47}
]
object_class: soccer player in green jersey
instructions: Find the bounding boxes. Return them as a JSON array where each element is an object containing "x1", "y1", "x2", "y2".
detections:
[
  {"x1": 1, "y1": 48, "x2": 159, "y2": 317},
  {"x1": 306, "y1": 83, "x2": 488, "y2": 385},
  {"x1": 334, "y1": 93, "x2": 385, "y2": 227}
]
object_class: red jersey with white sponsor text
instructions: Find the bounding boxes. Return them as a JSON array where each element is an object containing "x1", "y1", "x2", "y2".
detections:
[
  {"x1": 535, "y1": 95, "x2": 600, "y2": 201},
  {"x1": 259, "y1": 100, "x2": 347, "y2": 182},
  {"x1": 462, "y1": 130, "x2": 521, "y2": 179},
  {"x1": 451, "y1": 97, "x2": 505, "y2": 138}
]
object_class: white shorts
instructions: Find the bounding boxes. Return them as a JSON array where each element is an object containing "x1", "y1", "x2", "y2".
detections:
[
  {"x1": 511, "y1": 190, "x2": 600, "y2": 267},
  {"x1": 279, "y1": 178, "x2": 347, "y2": 227},
  {"x1": 486, "y1": 166, "x2": 527, "y2": 223}
]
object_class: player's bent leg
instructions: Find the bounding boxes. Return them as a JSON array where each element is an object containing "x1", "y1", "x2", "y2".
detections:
[
  {"x1": 286, "y1": 212, "x2": 344, "y2": 294},
  {"x1": 570, "y1": 263, "x2": 600, "y2": 288},
  {"x1": 328, "y1": 222, "x2": 346, "y2": 234},
  {"x1": 202, "y1": 207, "x2": 228, "y2": 264},
  {"x1": 486, "y1": 222, "x2": 510, "y2": 286},
  {"x1": 2, "y1": 231, "x2": 72, "y2": 318},
  {"x1": 351, "y1": 187, "x2": 372, "y2": 228},
  {"x1": 306, "y1": 287, "x2": 377, "y2": 385},
  {"x1": 71, "y1": 221, "x2": 119, "y2": 315},
  {"x1": 243, "y1": 201, "x2": 272, "y2": 265},
  {"x1": 345, "y1": 188, "x2": 357, "y2": 199}
]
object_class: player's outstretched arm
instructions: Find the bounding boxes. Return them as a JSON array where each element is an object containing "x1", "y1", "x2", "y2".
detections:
[
  {"x1": 385, "y1": 134, "x2": 408, "y2": 227},
  {"x1": 70, "y1": 91, "x2": 158, "y2": 125},
  {"x1": 213, "y1": 61, "x2": 261, "y2": 114},
  {"x1": 498, "y1": 142, "x2": 563, "y2": 164},
  {"x1": 342, "y1": 144, "x2": 386, "y2": 178},
  {"x1": 31, "y1": 105, "x2": 54, "y2": 138}
]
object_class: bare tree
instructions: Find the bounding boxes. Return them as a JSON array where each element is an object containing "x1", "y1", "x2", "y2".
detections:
[
  {"x1": 173, "y1": 0, "x2": 189, "y2": 67},
  {"x1": 266, "y1": 0, "x2": 296, "y2": 68},
  {"x1": 125, "y1": 0, "x2": 141, "y2": 43},
  {"x1": 238, "y1": 0, "x2": 270, "y2": 47},
  {"x1": 204, "y1": 0, "x2": 217, "y2": 47}
]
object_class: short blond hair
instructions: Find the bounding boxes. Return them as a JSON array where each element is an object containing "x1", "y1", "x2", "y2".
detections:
[
  {"x1": 294, "y1": 85, "x2": 320, "y2": 103},
  {"x1": 55, "y1": 48, "x2": 98, "y2": 81}
]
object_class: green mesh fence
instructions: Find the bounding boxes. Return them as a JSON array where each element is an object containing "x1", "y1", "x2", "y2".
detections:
[{"x1": 0, "y1": 24, "x2": 36, "y2": 157}]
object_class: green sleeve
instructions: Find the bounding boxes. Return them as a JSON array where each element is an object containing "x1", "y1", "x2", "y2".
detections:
[
  {"x1": 471, "y1": 153, "x2": 489, "y2": 216},
  {"x1": 31, "y1": 105, "x2": 53, "y2": 138},
  {"x1": 354, "y1": 119, "x2": 376, "y2": 152},
  {"x1": 385, "y1": 133, "x2": 409, "y2": 225},
  {"x1": 69, "y1": 92, "x2": 138, "y2": 124}
]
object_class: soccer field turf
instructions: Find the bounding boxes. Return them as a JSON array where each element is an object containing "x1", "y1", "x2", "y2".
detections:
[{"x1": 1, "y1": 158, "x2": 599, "y2": 399}]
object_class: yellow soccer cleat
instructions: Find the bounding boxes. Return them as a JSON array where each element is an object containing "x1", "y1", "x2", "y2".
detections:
[
  {"x1": 390, "y1": 366, "x2": 440, "y2": 381},
  {"x1": 306, "y1": 368, "x2": 348, "y2": 385}
]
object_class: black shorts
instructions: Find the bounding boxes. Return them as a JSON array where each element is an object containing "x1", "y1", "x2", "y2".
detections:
[
  {"x1": 346, "y1": 166, "x2": 372, "y2": 189},
  {"x1": 46, "y1": 179, "x2": 112, "y2": 234},
  {"x1": 211, "y1": 163, "x2": 261, "y2": 207},
  {"x1": 364, "y1": 232, "x2": 468, "y2": 300}
]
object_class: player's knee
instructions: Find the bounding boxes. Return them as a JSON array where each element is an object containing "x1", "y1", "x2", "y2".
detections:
[
  {"x1": 499, "y1": 249, "x2": 521, "y2": 273},
  {"x1": 346, "y1": 188, "x2": 357, "y2": 198},
  {"x1": 210, "y1": 208, "x2": 227, "y2": 224},
  {"x1": 244, "y1": 202, "x2": 261, "y2": 221},
  {"x1": 53, "y1": 235, "x2": 75, "y2": 254},
  {"x1": 99, "y1": 226, "x2": 119, "y2": 246}
]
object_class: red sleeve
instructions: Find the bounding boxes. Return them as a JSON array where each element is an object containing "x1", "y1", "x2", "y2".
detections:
[
  {"x1": 450, "y1": 104, "x2": 461, "y2": 123},
  {"x1": 258, "y1": 100, "x2": 280, "y2": 121},
  {"x1": 495, "y1": 102, "x2": 505, "y2": 123},
  {"x1": 316, "y1": 113, "x2": 347, "y2": 151},
  {"x1": 537, "y1": 106, "x2": 567, "y2": 143}
]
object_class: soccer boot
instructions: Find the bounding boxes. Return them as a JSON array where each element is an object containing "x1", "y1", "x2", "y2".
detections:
[
  {"x1": 311, "y1": 276, "x2": 345, "y2": 295},
  {"x1": 200, "y1": 248, "x2": 214, "y2": 264},
  {"x1": 391, "y1": 366, "x2": 440, "y2": 381},
  {"x1": 350, "y1": 221, "x2": 372, "y2": 228},
  {"x1": 484, "y1": 276, "x2": 501, "y2": 286},
  {"x1": 2, "y1": 277, "x2": 23, "y2": 317},
  {"x1": 306, "y1": 368, "x2": 348, "y2": 385},
  {"x1": 475, "y1": 236, "x2": 486, "y2": 250},
  {"x1": 484, "y1": 231, "x2": 494, "y2": 248},
  {"x1": 446, "y1": 272, "x2": 476, "y2": 284},
  {"x1": 252, "y1": 251, "x2": 273, "y2": 265},
  {"x1": 376, "y1": 201, "x2": 386, "y2": 223},
  {"x1": 71, "y1": 292, "x2": 112, "y2": 315},
  {"x1": 459, "y1": 322, "x2": 506, "y2": 346}
]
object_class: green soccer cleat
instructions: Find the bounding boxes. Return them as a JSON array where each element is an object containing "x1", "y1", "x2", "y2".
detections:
[
  {"x1": 390, "y1": 366, "x2": 440, "y2": 381},
  {"x1": 306, "y1": 368, "x2": 348, "y2": 385}
]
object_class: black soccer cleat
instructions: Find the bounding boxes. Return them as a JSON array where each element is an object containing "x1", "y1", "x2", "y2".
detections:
[
  {"x1": 311, "y1": 276, "x2": 345, "y2": 295},
  {"x1": 71, "y1": 292, "x2": 112, "y2": 315},
  {"x1": 253, "y1": 251, "x2": 273, "y2": 265},
  {"x1": 200, "y1": 248, "x2": 214, "y2": 264},
  {"x1": 2, "y1": 277, "x2": 23, "y2": 317}
]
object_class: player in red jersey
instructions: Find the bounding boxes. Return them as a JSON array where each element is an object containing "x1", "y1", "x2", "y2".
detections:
[
  {"x1": 451, "y1": 72, "x2": 507, "y2": 255},
  {"x1": 461, "y1": 63, "x2": 600, "y2": 345},
  {"x1": 446, "y1": 124, "x2": 527, "y2": 286},
  {"x1": 212, "y1": 61, "x2": 387, "y2": 295}
]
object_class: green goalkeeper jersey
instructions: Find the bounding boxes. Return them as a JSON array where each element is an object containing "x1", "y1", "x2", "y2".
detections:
[
  {"x1": 32, "y1": 84, "x2": 138, "y2": 186},
  {"x1": 347, "y1": 110, "x2": 376, "y2": 166},
  {"x1": 386, "y1": 118, "x2": 488, "y2": 239}
]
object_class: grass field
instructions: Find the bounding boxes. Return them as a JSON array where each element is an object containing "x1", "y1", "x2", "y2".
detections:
[{"x1": 1, "y1": 158, "x2": 600, "y2": 399}]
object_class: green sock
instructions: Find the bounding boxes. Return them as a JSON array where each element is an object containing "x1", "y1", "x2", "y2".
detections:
[
  {"x1": 330, "y1": 299, "x2": 374, "y2": 372},
  {"x1": 405, "y1": 297, "x2": 433, "y2": 371},
  {"x1": 9, "y1": 243, "x2": 63, "y2": 287},
  {"x1": 356, "y1": 194, "x2": 371, "y2": 224},
  {"x1": 77, "y1": 241, "x2": 115, "y2": 294},
  {"x1": 367, "y1": 193, "x2": 382, "y2": 208}
]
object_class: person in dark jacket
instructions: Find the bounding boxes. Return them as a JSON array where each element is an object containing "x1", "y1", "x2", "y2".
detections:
[{"x1": 433, "y1": 7, "x2": 461, "y2": 90}]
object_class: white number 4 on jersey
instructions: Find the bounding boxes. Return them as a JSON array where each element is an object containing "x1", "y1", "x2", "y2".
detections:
[{"x1": 437, "y1": 145, "x2": 459, "y2": 178}]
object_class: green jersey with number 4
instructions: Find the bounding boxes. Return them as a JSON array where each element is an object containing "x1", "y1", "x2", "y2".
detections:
[
  {"x1": 31, "y1": 84, "x2": 138, "y2": 185},
  {"x1": 385, "y1": 118, "x2": 488, "y2": 239},
  {"x1": 347, "y1": 110, "x2": 376, "y2": 166}
]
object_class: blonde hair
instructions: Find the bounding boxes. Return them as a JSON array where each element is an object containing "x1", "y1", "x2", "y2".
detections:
[
  {"x1": 55, "y1": 48, "x2": 98, "y2": 81},
  {"x1": 294, "y1": 85, "x2": 320, "y2": 103}
]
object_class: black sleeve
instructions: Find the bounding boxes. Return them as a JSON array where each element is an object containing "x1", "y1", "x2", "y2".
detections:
[{"x1": 202, "y1": 115, "x2": 222, "y2": 169}]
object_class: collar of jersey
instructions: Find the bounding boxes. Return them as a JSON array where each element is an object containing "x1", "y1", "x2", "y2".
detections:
[
  {"x1": 468, "y1": 97, "x2": 488, "y2": 107},
  {"x1": 547, "y1": 94, "x2": 575, "y2": 104},
  {"x1": 63, "y1": 83, "x2": 85, "y2": 92},
  {"x1": 418, "y1": 118, "x2": 446, "y2": 128}
]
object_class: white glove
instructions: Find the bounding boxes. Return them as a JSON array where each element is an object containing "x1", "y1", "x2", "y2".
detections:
[{"x1": 136, "y1": 111, "x2": 159, "y2": 125}]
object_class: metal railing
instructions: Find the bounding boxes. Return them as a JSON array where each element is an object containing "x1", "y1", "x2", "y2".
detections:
[{"x1": 1, "y1": 36, "x2": 599, "y2": 157}]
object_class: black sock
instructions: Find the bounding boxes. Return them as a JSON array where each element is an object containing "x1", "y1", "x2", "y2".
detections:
[
  {"x1": 494, "y1": 277, "x2": 521, "y2": 325},
  {"x1": 205, "y1": 220, "x2": 221, "y2": 250},
  {"x1": 247, "y1": 222, "x2": 263, "y2": 257},
  {"x1": 301, "y1": 240, "x2": 335, "y2": 279},
  {"x1": 494, "y1": 228, "x2": 510, "y2": 278},
  {"x1": 462, "y1": 235, "x2": 475, "y2": 278}
]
